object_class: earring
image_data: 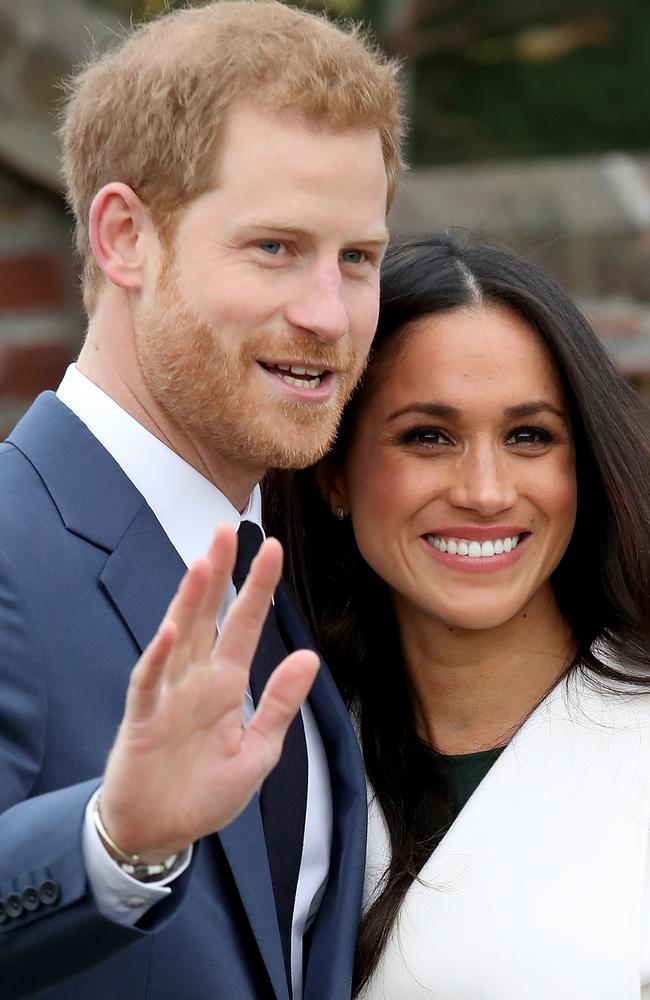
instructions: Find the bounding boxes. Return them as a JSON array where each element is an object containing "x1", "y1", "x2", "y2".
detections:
[{"x1": 334, "y1": 505, "x2": 346, "y2": 520}]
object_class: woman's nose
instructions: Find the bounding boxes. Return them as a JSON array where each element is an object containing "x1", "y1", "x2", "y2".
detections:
[{"x1": 447, "y1": 449, "x2": 517, "y2": 516}]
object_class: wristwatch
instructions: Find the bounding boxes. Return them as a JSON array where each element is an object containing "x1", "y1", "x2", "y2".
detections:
[{"x1": 93, "y1": 798, "x2": 178, "y2": 882}]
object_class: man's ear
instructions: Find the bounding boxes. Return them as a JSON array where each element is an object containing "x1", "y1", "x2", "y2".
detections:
[
  {"x1": 88, "y1": 182, "x2": 153, "y2": 291},
  {"x1": 314, "y1": 457, "x2": 349, "y2": 519}
]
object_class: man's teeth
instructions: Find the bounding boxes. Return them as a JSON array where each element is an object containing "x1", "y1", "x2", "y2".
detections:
[
  {"x1": 272, "y1": 364, "x2": 323, "y2": 389},
  {"x1": 426, "y1": 535, "x2": 521, "y2": 557}
]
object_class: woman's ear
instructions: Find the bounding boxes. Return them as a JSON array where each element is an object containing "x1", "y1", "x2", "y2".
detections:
[
  {"x1": 314, "y1": 457, "x2": 349, "y2": 520},
  {"x1": 88, "y1": 182, "x2": 152, "y2": 291}
]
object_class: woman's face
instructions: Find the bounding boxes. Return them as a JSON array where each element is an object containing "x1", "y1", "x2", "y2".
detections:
[{"x1": 332, "y1": 304, "x2": 577, "y2": 632}]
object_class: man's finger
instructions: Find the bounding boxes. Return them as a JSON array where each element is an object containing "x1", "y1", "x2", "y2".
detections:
[
  {"x1": 125, "y1": 620, "x2": 177, "y2": 721},
  {"x1": 160, "y1": 558, "x2": 212, "y2": 683},
  {"x1": 243, "y1": 650, "x2": 320, "y2": 754},
  {"x1": 190, "y1": 523, "x2": 237, "y2": 663},
  {"x1": 212, "y1": 538, "x2": 284, "y2": 675},
  {"x1": 160, "y1": 522, "x2": 238, "y2": 675}
]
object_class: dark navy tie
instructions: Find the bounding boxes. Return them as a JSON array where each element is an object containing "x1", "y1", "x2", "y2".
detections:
[{"x1": 233, "y1": 521, "x2": 308, "y2": 997}]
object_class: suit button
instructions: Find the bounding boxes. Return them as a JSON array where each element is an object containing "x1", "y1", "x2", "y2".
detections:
[
  {"x1": 22, "y1": 886, "x2": 41, "y2": 912},
  {"x1": 5, "y1": 893, "x2": 23, "y2": 918},
  {"x1": 38, "y1": 880, "x2": 60, "y2": 906},
  {"x1": 0, "y1": 899, "x2": 7, "y2": 924}
]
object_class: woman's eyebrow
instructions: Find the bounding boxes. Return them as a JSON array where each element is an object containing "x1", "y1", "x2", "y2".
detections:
[
  {"x1": 385, "y1": 401, "x2": 567, "y2": 423},
  {"x1": 385, "y1": 403, "x2": 460, "y2": 423},
  {"x1": 504, "y1": 401, "x2": 567, "y2": 420}
]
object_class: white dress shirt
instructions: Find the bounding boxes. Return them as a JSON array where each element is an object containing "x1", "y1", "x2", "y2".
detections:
[{"x1": 57, "y1": 364, "x2": 332, "y2": 1000}]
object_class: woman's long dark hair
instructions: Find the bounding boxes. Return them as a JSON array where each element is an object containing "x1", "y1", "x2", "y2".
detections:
[{"x1": 264, "y1": 232, "x2": 650, "y2": 995}]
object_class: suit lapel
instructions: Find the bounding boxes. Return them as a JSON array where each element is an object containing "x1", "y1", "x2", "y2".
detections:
[
  {"x1": 9, "y1": 393, "x2": 289, "y2": 1000},
  {"x1": 99, "y1": 503, "x2": 186, "y2": 652},
  {"x1": 219, "y1": 806, "x2": 289, "y2": 1000},
  {"x1": 8, "y1": 392, "x2": 144, "y2": 552}
]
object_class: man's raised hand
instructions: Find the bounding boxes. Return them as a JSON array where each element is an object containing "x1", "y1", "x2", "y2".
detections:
[{"x1": 98, "y1": 523, "x2": 319, "y2": 864}]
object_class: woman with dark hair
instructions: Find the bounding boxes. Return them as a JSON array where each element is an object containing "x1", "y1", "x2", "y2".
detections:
[{"x1": 265, "y1": 231, "x2": 650, "y2": 999}]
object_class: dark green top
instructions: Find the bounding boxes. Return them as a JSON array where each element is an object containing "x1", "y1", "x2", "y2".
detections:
[{"x1": 434, "y1": 746, "x2": 505, "y2": 814}]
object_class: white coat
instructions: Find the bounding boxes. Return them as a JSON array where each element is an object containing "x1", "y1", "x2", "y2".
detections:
[{"x1": 362, "y1": 673, "x2": 650, "y2": 999}]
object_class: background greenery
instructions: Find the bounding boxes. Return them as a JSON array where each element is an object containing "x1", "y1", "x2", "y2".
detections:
[{"x1": 96, "y1": 0, "x2": 650, "y2": 165}]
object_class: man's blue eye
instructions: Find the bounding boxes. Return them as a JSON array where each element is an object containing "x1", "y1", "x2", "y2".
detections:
[
  {"x1": 341, "y1": 249, "x2": 365, "y2": 264},
  {"x1": 260, "y1": 240, "x2": 283, "y2": 254}
]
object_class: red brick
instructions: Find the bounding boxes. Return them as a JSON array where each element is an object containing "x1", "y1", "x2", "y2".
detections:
[
  {"x1": 0, "y1": 341, "x2": 74, "y2": 399},
  {"x1": 0, "y1": 253, "x2": 71, "y2": 310}
]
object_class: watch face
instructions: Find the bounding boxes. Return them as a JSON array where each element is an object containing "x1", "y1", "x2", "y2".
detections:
[{"x1": 123, "y1": 856, "x2": 178, "y2": 882}]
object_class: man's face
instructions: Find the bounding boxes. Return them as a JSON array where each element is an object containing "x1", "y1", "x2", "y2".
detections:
[{"x1": 135, "y1": 104, "x2": 389, "y2": 481}]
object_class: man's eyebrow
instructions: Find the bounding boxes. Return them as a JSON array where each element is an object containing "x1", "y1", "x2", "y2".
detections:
[
  {"x1": 385, "y1": 401, "x2": 568, "y2": 422},
  {"x1": 240, "y1": 220, "x2": 390, "y2": 245},
  {"x1": 355, "y1": 228, "x2": 390, "y2": 247}
]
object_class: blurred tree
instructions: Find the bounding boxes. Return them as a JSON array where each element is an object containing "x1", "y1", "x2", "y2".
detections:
[
  {"x1": 387, "y1": 0, "x2": 649, "y2": 166},
  {"x1": 100, "y1": 0, "x2": 169, "y2": 13},
  {"x1": 93, "y1": 0, "x2": 650, "y2": 165}
]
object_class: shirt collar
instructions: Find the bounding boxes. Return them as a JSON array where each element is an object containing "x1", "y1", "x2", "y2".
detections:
[{"x1": 56, "y1": 364, "x2": 263, "y2": 569}]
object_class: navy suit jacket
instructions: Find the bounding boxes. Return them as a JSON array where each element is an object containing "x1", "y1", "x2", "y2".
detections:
[{"x1": 0, "y1": 393, "x2": 367, "y2": 999}]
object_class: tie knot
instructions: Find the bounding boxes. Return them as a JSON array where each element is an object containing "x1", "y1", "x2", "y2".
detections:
[{"x1": 232, "y1": 521, "x2": 264, "y2": 592}]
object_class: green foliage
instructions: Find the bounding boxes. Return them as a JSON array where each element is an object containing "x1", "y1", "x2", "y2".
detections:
[{"x1": 406, "y1": 0, "x2": 650, "y2": 164}]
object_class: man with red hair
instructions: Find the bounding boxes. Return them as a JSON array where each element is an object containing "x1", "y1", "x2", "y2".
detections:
[{"x1": 0, "y1": 3, "x2": 403, "y2": 998}]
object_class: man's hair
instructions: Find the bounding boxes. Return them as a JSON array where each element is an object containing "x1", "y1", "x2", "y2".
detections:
[{"x1": 60, "y1": 0, "x2": 404, "y2": 312}]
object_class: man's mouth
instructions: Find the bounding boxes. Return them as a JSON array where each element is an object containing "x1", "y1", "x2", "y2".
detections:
[{"x1": 260, "y1": 362, "x2": 328, "y2": 390}]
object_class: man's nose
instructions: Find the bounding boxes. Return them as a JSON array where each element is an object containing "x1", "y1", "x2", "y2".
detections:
[
  {"x1": 284, "y1": 262, "x2": 350, "y2": 342},
  {"x1": 447, "y1": 448, "x2": 517, "y2": 517}
]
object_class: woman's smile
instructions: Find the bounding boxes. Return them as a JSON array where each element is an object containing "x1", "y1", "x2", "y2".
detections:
[{"x1": 422, "y1": 528, "x2": 531, "y2": 573}]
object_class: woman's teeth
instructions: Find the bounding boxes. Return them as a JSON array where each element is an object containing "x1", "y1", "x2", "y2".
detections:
[{"x1": 426, "y1": 535, "x2": 521, "y2": 557}]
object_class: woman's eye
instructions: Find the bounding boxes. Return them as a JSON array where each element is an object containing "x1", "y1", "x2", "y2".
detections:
[
  {"x1": 506, "y1": 426, "x2": 553, "y2": 446},
  {"x1": 400, "y1": 427, "x2": 451, "y2": 447},
  {"x1": 258, "y1": 240, "x2": 284, "y2": 255}
]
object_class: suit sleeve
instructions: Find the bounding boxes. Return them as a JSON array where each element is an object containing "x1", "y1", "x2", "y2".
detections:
[{"x1": 0, "y1": 547, "x2": 192, "y2": 998}]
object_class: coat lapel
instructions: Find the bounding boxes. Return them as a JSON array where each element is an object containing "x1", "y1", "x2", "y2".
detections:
[
  {"x1": 218, "y1": 806, "x2": 288, "y2": 1000},
  {"x1": 99, "y1": 503, "x2": 186, "y2": 652},
  {"x1": 8, "y1": 392, "x2": 144, "y2": 552}
]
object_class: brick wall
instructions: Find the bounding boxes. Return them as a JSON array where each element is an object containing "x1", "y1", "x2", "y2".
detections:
[{"x1": 0, "y1": 169, "x2": 83, "y2": 438}]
